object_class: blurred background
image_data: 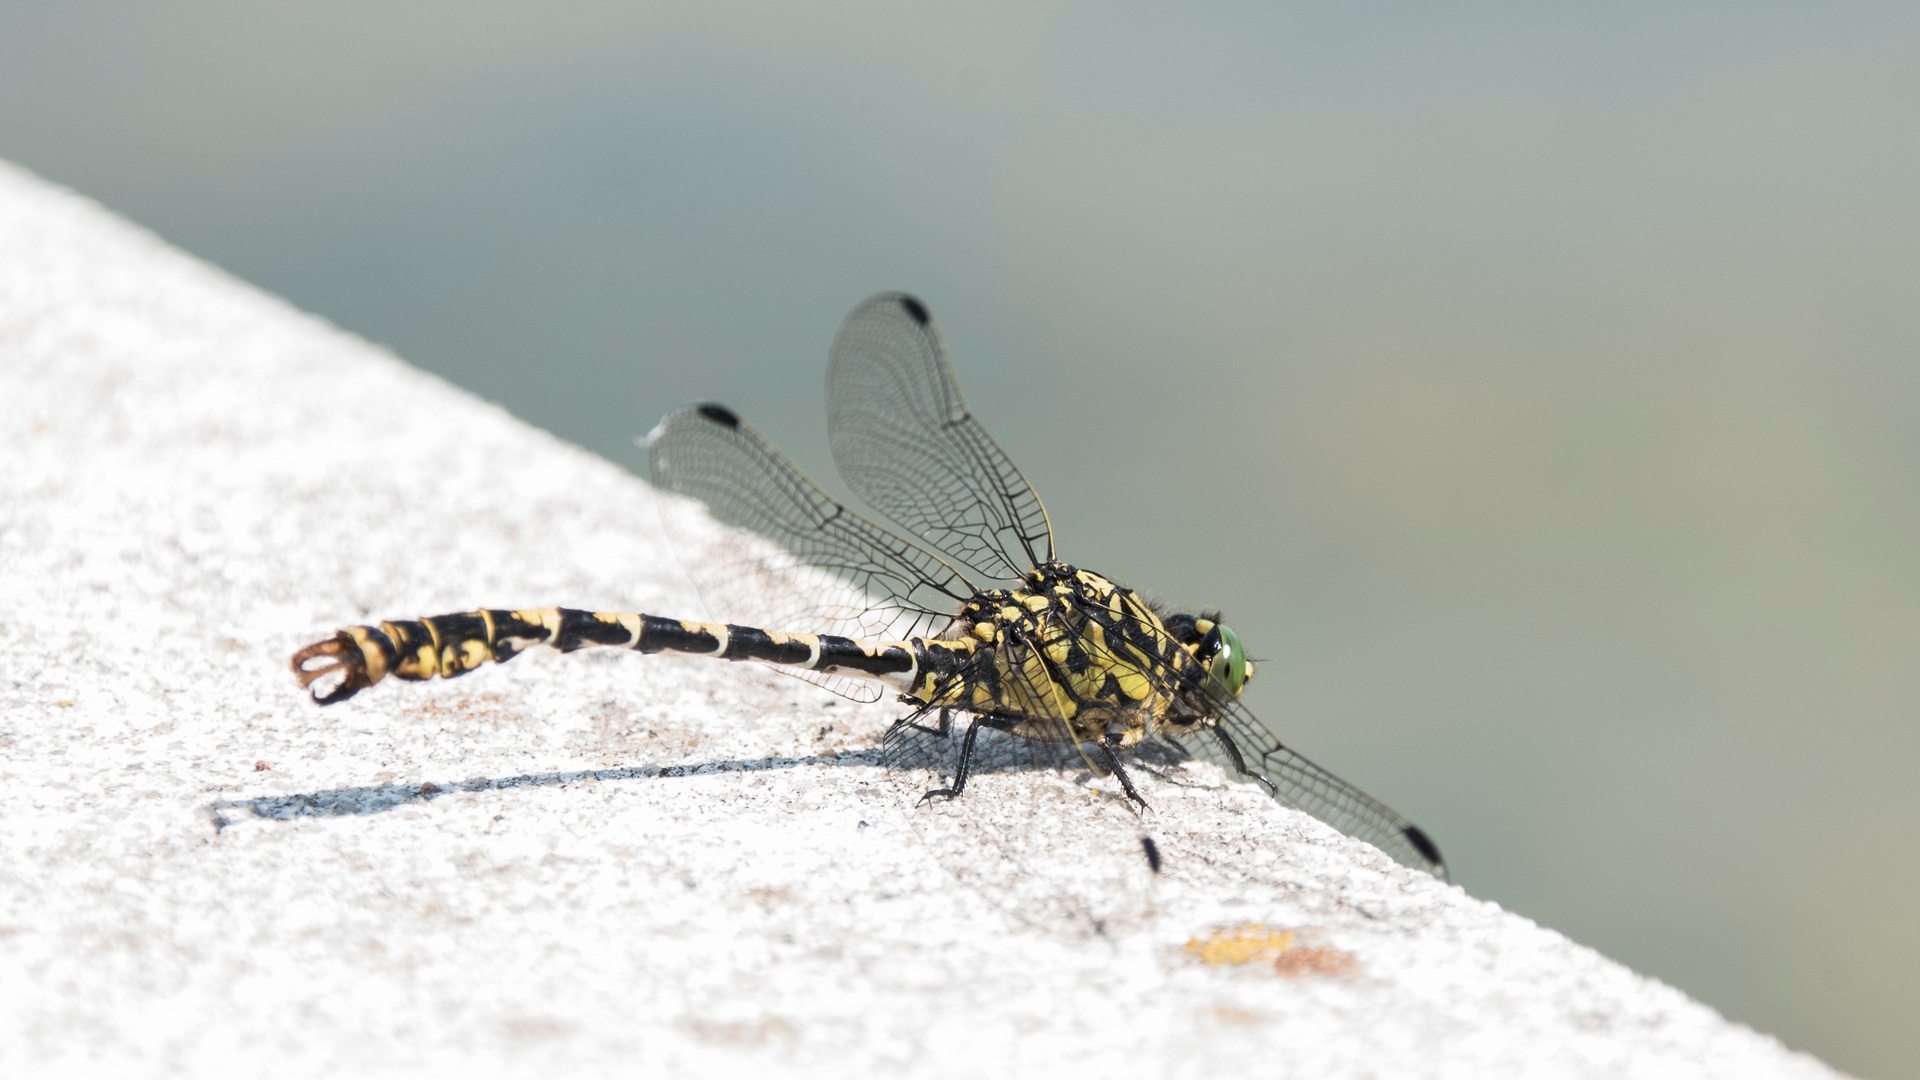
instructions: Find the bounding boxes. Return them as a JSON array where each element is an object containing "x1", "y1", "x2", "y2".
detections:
[{"x1": 3, "y1": 3, "x2": 1914, "y2": 1074}]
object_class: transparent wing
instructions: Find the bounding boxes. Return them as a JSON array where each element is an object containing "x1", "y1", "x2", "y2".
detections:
[
  {"x1": 1034, "y1": 574, "x2": 1446, "y2": 878},
  {"x1": 1173, "y1": 699, "x2": 1448, "y2": 879},
  {"x1": 891, "y1": 583, "x2": 1447, "y2": 878},
  {"x1": 827, "y1": 292, "x2": 1054, "y2": 585},
  {"x1": 647, "y1": 402, "x2": 976, "y2": 701},
  {"x1": 1128, "y1": 630, "x2": 1446, "y2": 877},
  {"x1": 1077, "y1": 587, "x2": 1447, "y2": 878}
]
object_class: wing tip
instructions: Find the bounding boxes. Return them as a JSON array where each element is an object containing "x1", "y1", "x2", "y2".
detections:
[
  {"x1": 1402, "y1": 824, "x2": 1448, "y2": 878},
  {"x1": 695, "y1": 403, "x2": 742, "y2": 429},
  {"x1": 898, "y1": 294, "x2": 930, "y2": 326}
]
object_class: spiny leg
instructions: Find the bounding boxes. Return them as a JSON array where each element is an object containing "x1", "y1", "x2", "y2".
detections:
[
  {"x1": 1210, "y1": 726, "x2": 1279, "y2": 798},
  {"x1": 919, "y1": 715, "x2": 1017, "y2": 804},
  {"x1": 1096, "y1": 741, "x2": 1151, "y2": 812}
]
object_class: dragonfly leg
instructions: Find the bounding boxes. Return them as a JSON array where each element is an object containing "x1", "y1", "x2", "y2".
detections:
[
  {"x1": 919, "y1": 715, "x2": 1016, "y2": 804},
  {"x1": 902, "y1": 706, "x2": 954, "y2": 740},
  {"x1": 1210, "y1": 727, "x2": 1279, "y2": 798},
  {"x1": 1096, "y1": 742, "x2": 1152, "y2": 812}
]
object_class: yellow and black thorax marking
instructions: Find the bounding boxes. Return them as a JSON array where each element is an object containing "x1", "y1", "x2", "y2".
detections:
[{"x1": 903, "y1": 563, "x2": 1202, "y2": 746}]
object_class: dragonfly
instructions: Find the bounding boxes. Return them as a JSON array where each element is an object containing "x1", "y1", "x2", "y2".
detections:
[{"x1": 291, "y1": 292, "x2": 1447, "y2": 879}]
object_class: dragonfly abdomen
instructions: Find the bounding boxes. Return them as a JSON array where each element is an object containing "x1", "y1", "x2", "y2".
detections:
[{"x1": 291, "y1": 606, "x2": 945, "y2": 705}]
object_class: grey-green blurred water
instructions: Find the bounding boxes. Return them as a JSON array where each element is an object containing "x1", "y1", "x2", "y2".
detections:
[{"x1": 5, "y1": 3, "x2": 1915, "y2": 1074}]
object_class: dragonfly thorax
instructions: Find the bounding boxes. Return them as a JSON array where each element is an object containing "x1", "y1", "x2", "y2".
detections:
[{"x1": 924, "y1": 562, "x2": 1209, "y2": 748}]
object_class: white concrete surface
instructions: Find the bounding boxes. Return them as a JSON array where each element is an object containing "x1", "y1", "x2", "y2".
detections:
[{"x1": 0, "y1": 160, "x2": 1844, "y2": 1079}]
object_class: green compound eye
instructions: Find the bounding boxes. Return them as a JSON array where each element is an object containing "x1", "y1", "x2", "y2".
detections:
[{"x1": 1198, "y1": 624, "x2": 1249, "y2": 698}]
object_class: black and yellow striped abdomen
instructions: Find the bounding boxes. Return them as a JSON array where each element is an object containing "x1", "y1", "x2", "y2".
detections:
[{"x1": 291, "y1": 606, "x2": 985, "y2": 706}]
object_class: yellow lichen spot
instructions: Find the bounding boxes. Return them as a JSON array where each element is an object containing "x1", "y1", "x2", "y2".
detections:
[
  {"x1": 1185, "y1": 925, "x2": 1295, "y2": 966},
  {"x1": 1184, "y1": 925, "x2": 1360, "y2": 979}
]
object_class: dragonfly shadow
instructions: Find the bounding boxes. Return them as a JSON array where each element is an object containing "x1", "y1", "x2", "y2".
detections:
[{"x1": 205, "y1": 750, "x2": 881, "y2": 831}]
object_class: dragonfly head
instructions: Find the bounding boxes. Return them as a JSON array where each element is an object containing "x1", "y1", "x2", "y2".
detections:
[{"x1": 1195, "y1": 620, "x2": 1252, "y2": 699}]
